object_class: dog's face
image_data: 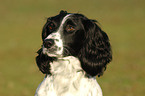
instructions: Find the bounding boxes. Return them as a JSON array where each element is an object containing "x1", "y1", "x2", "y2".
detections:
[
  {"x1": 36, "y1": 11, "x2": 112, "y2": 76},
  {"x1": 42, "y1": 11, "x2": 86, "y2": 57}
]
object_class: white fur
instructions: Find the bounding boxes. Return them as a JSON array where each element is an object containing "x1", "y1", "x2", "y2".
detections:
[{"x1": 35, "y1": 56, "x2": 103, "y2": 96}]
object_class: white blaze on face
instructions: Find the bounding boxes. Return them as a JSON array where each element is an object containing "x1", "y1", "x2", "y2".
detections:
[{"x1": 43, "y1": 14, "x2": 72, "y2": 57}]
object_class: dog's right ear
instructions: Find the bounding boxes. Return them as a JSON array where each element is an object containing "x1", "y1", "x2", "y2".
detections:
[{"x1": 36, "y1": 48, "x2": 55, "y2": 74}]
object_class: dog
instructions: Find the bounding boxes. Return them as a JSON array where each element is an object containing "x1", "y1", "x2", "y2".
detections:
[{"x1": 35, "y1": 10, "x2": 112, "y2": 96}]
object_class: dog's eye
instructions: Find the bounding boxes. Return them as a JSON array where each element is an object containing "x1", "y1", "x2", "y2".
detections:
[
  {"x1": 47, "y1": 22, "x2": 55, "y2": 31},
  {"x1": 65, "y1": 25, "x2": 75, "y2": 32}
]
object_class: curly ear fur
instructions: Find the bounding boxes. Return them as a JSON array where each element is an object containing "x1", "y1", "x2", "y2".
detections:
[
  {"x1": 36, "y1": 48, "x2": 56, "y2": 74},
  {"x1": 79, "y1": 19, "x2": 112, "y2": 77}
]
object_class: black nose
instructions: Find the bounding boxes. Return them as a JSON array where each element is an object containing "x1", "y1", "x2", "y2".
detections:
[{"x1": 43, "y1": 39, "x2": 54, "y2": 48}]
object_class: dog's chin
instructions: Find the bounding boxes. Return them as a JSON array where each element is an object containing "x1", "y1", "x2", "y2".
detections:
[{"x1": 42, "y1": 47, "x2": 63, "y2": 58}]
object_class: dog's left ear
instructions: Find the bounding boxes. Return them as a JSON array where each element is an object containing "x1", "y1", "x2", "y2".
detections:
[{"x1": 79, "y1": 19, "x2": 112, "y2": 77}]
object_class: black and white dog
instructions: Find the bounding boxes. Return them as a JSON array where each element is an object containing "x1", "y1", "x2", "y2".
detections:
[{"x1": 35, "y1": 11, "x2": 112, "y2": 96}]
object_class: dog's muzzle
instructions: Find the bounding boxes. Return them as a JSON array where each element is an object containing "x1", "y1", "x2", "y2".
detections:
[{"x1": 42, "y1": 32, "x2": 63, "y2": 57}]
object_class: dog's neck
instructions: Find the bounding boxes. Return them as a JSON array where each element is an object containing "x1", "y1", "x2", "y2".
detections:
[
  {"x1": 48, "y1": 56, "x2": 85, "y2": 95},
  {"x1": 50, "y1": 56, "x2": 84, "y2": 76}
]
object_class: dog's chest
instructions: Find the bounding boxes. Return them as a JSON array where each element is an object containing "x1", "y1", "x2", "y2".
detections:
[{"x1": 35, "y1": 56, "x2": 102, "y2": 96}]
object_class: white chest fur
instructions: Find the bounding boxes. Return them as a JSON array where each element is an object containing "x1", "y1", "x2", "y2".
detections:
[{"x1": 35, "y1": 56, "x2": 103, "y2": 96}]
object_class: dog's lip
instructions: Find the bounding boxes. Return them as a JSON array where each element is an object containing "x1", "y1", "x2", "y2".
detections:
[{"x1": 42, "y1": 46, "x2": 63, "y2": 58}]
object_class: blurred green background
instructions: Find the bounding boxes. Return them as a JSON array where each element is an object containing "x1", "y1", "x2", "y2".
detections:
[{"x1": 0, "y1": 0, "x2": 145, "y2": 96}]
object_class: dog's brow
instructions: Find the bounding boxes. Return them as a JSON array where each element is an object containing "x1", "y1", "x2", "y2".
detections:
[
  {"x1": 60, "y1": 14, "x2": 73, "y2": 28},
  {"x1": 63, "y1": 14, "x2": 71, "y2": 22},
  {"x1": 55, "y1": 14, "x2": 73, "y2": 33}
]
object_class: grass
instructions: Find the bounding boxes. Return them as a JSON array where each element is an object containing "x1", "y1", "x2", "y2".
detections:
[{"x1": 0, "y1": 0, "x2": 145, "y2": 96}]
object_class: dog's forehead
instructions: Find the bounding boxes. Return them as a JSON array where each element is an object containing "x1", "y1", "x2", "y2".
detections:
[{"x1": 49, "y1": 13, "x2": 84, "y2": 23}]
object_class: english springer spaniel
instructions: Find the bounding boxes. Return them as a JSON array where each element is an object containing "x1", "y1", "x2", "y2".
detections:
[{"x1": 35, "y1": 11, "x2": 112, "y2": 96}]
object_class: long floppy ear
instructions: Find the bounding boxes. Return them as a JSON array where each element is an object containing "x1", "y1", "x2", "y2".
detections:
[
  {"x1": 36, "y1": 48, "x2": 56, "y2": 74},
  {"x1": 79, "y1": 19, "x2": 112, "y2": 77}
]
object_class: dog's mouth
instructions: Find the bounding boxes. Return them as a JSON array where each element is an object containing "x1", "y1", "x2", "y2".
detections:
[
  {"x1": 45, "y1": 46, "x2": 58, "y2": 52},
  {"x1": 42, "y1": 46, "x2": 61, "y2": 57},
  {"x1": 42, "y1": 39, "x2": 63, "y2": 57}
]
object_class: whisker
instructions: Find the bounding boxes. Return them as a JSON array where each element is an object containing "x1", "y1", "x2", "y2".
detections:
[
  {"x1": 63, "y1": 47, "x2": 71, "y2": 56},
  {"x1": 63, "y1": 45, "x2": 75, "y2": 56}
]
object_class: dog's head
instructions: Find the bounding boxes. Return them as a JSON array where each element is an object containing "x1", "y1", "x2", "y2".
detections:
[{"x1": 36, "y1": 11, "x2": 112, "y2": 77}]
